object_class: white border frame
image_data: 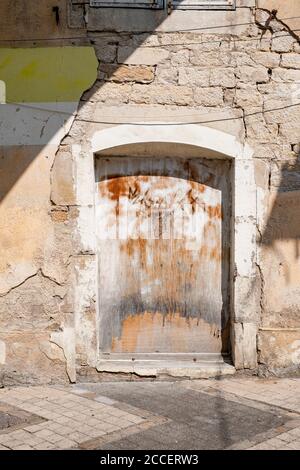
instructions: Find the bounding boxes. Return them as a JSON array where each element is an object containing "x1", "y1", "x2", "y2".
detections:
[{"x1": 71, "y1": 123, "x2": 258, "y2": 378}]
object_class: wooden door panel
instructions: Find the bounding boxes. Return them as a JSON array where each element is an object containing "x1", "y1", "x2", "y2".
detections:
[{"x1": 95, "y1": 157, "x2": 231, "y2": 355}]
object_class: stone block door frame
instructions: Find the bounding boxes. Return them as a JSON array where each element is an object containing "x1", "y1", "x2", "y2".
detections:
[{"x1": 71, "y1": 123, "x2": 258, "y2": 379}]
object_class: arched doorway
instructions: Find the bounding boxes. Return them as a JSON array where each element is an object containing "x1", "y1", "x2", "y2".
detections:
[
  {"x1": 95, "y1": 146, "x2": 231, "y2": 358},
  {"x1": 71, "y1": 124, "x2": 257, "y2": 377}
]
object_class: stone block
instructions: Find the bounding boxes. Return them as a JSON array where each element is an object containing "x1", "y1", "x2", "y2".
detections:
[
  {"x1": 91, "y1": 82, "x2": 131, "y2": 104},
  {"x1": 170, "y1": 49, "x2": 190, "y2": 66},
  {"x1": 130, "y1": 84, "x2": 194, "y2": 106},
  {"x1": 99, "y1": 64, "x2": 154, "y2": 83},
  {"x1": 51, "y1": 148, "x2": 75, "y2": 206},
  {"x1": 179, "y1": 67, "x2": 235, "y2": 88},
  {"x1": 258, "y1": 330, "x2": 300, "y2": 369},
  {"x1": 233, "y1": 275, "x2": 261, "y2": 324},
  {"x1": 250, "y1": 51, "x2": 280, "y2": 68},
  {"x1": 209, "y1": 68, "x2": 236, "y2": 87},
  {"x1": 194, "y1": 87, "x2": 223, "y2": 106},
  {"x1": 280, "y1": 53, "x2": 300, "y2": 69},
  {"x1": 178, "y1": 68, "x2": 210, "y2": 87},
  {"x1": 272, "y1": 67, "x2": 300, "y2": 82},
  {"x1": 190, "y1": 51, "x2": 230, "y2": 67},
  {"x1": 231, "y1": 52, "x2": 255, "y2": 67},
  {"x1": 93, "y1": 44, "x2": 117, "y2": 64},
  {"x1": 232, "y1": 322, "x2": 258, "y2": 370},
  {"x1": 117, "y1": 47, "x2": 169, "y2": 65},
  {"x1": 155, "y1": 66, "x2": 178, "y2": 84},
  {"x1": 235, "y1": 85, "x2": 263, "y2": 108},
  {"x1": 236, "y1": 65, "x2": 269, "y2": 83},
  {"x1": 234, "y1": 219, "x2": 257, "y2": 278},
  {"x1": 245, "y1": 115, "x2": 279, "y2": 142},
  {"x1": 272, "y1": 33, "x2": 295, "y2": 53}
]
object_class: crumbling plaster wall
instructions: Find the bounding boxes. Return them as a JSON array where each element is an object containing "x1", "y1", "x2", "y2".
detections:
[
  {"x1": 1, "y1": 0, "x2": 300, "y2": 383},
  {"x1": 0, "y1": 29, "x2": 98, "y2": 383}
]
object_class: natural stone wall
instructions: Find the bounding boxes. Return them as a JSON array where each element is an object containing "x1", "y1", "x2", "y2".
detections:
[
  {"x1": 1, "y1": 0, "x2": 300, "y2": 383},
  {"x1": 71, "y1": 3, "x2": 300, "y2": 376}
]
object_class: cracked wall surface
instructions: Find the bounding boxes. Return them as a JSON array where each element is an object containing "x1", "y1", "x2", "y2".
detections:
[
  {"x1": 1, "y1": 0, "x2": 300, "y2": 383},
  {"x1": 0, "y1": 31, "x2": 98, "y2": 384}
]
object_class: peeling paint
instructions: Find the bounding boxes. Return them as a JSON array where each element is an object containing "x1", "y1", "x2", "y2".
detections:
[
  {"x1": 0, "y1": 47, "x2": 98, "y2": 102},
  {"x1": 96, "y1": 156, "x2": 231, "y2": 355}
]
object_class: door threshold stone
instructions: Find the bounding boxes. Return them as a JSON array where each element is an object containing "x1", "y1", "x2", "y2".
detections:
[{"x1": 96, "y1": 359, "x2": 235, "y2": 379}]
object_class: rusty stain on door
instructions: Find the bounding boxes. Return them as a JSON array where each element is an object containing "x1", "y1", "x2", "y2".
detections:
[{"x1": 95, "y1": 157, "x2": 231, "y2": 355}]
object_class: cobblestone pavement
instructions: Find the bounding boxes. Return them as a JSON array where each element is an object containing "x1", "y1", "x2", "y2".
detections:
[{"x1": 0, "y1": 377, "x2": 299, "y2": 450}]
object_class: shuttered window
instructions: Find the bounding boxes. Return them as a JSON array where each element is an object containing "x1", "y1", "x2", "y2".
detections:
[
  {"x1": 90, "y1": 0, "x2": 235, "y2": 9},
  {"x1": 172, "y1": 0, "x2": 235, "y2": 9},
  {"x1": 90, "y1": 0, "x2": 164, "y2": 8}
]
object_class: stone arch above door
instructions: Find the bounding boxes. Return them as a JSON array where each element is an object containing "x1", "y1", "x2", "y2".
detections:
[
  {"x1": 90, "y1": 124, "x2": 253, "y2": 160},
  {"x1": 72, "y1": 124, "x2": 258, "y2": 378}
]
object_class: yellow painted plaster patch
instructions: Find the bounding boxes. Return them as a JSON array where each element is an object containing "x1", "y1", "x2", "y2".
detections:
[{"x1": 0, "y1": 47, "x2": 98, "y2": 102}]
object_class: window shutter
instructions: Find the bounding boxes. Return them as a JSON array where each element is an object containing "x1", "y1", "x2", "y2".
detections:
[
  {"x1": 90, "y1": 0, "x2": 164, "y2": 8},
  {"x1": 90, "y1": 0, "x2": 235, "y2": 9},
  {"x1": 172, "y1": 0, "x2": 235, "y2": 9}
]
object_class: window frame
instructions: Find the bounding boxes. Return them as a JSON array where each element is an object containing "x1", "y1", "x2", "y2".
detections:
[
  {"x1": 90, "y1": 0, "x2": 164, "y2": 9},
  {"x1": 89, "y1": 0, "x2": 236, "y2": 10}
]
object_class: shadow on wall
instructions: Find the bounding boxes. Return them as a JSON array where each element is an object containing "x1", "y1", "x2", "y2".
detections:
[
  {"x1": 0, "y1": 1, "x2": 299, "y2": 330},
  {"x1": 0, "y1": 0, "x2": 299, "y2": 410},
  {"x1": 0, "y1": 0, "x2": 193, "y2": 204},
  {"x1": 0, "y1": 1, "x2": 300, "y2": 363},
  {"x1": 0, "y1": 1, "x2": 187, "y2": 301},
  {"x1": 262, "y1": 158, "x2": 300, "y2": 284}
]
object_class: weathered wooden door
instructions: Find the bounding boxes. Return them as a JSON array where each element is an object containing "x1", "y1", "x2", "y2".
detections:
[{"x1": 95, "y1": 156, "x2": 231, "y2": 357}]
